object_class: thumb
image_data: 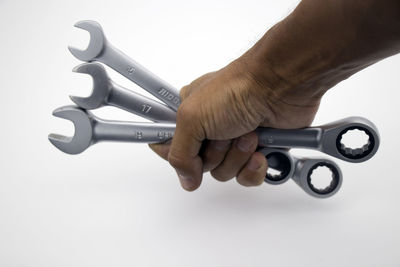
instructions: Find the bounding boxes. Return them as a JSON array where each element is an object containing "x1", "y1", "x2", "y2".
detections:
[{"x1": 168, "y1": 106, "x2": 204, "y2": 191}]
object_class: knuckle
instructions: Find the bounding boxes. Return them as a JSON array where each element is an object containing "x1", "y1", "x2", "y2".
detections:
[
  {"x1": 235, "y1": 134, "x2": 258, "y2": 153},
  {"x1": 168, "y1": 152, "x2": 186, "y2": 170},
  {"x1": 176, "y1": 103, "x2": 199, "y2": 124},
  {"x1": 246, "y1": 131, "x2": 259, "y2": 145},
  {"x1": 179, "y1": 85, "x2": 191, "y2": 100}
]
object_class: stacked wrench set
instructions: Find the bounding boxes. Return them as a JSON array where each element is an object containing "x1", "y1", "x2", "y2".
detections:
[{"x1": 49, "y1": 20, "x2": 380, "y2": 198}]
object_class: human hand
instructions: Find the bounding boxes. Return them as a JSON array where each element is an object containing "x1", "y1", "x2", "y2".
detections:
[
  {"x1": 150, "y1": 0, "x2": 400, "y2": 191},
  {"x1": 149, "y1": 57, "x2": 321, "y2": 191}
]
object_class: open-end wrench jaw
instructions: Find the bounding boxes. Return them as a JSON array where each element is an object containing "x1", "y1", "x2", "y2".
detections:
[
  {"x1": 68, "y1": 20, "x2": 106, "y2": 62},
  {"x1": 48, "y1": 106, "x2": 94, "y2": 155},
  {"x1": 70, "y1": 63, "x2": 111, "y2": 109}
]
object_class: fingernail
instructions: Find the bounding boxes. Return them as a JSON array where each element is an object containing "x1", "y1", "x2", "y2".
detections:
[
  {"x1": 178, "y1": 173, "x2": 194, "y2": 189},
  {"x1": 247, "y1": 156, "x2": 262, "y2": 171},
  {"x1": 211, "y1": 140, "x2": 231, "y2": 151},
  {"x1": 236, "y1": 136, "x2": 254, "y2": 152}
]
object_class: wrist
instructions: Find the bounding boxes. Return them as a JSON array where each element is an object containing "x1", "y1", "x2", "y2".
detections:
[
  {"x1": 241, "y1": 23, "x2": 333, "y2": 107},
  {"x1": 241, "y1": 0, "x2": 400, "y2": 108},
  {"x1": 239, "y1": 0, "x2": 374, "y2": 106}
]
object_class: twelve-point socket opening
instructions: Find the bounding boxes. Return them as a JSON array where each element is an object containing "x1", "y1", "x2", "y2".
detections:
[
  {"x1": 336, "y1": 126, "x2": 375, "y2": 160},
  {"x1": 307, "y1": 163, "x2": 340, "y2": 195},
  {"x1": 264, "y1": 152, "x2": 292, "y2": 183}
]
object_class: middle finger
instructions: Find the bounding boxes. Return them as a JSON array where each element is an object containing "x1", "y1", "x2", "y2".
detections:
[{"x1": 210, "y1": 132, "x2": 258, "y2": 182}]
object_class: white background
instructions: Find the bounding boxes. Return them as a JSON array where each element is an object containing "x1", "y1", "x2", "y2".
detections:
[{"x1": 0, "y1": 0, "x2": 399, "y2": 266}]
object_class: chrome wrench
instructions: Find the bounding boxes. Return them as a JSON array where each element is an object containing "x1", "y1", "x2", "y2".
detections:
[
  {"x1": 48, "y1": 106, "x2": 175, "y2": 155},
  {"x1": 49, "y1": 105, "x2": 379, "y2": 164},
  {"x1": 70, "y1": 63, "x2": 176, "y2": 123}
]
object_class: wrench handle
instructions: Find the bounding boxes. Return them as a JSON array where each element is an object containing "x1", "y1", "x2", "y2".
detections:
[
  {"x1": 256, "y1": 127, "x2": 322, "y2": 149},
  {"x1": 93, "y1": 122, "x2": 323, "y2": 147},
  {"x1": 108, "y1": 81, "x2": 177, "y2": 123},
  {"x1": 94, "y1": 120, "x2": 175, "y2": 143},
  {"x1": 99, "y1": 44, "x2": 181, "y2": 111}
]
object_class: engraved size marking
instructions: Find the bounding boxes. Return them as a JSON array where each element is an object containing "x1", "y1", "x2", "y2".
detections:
[
  {"x1": 267, "y1": 136, "x2": 274, "y2": 144},
  {"x1": 158, "y1": 131, "x2": 173, "y2": 140},
  {"x1": 141, "y1": 104, "x2": 152, "y2": 114},
  {"x1": 135, "y1": 131, "x2": 143, "y2": 140},
  {"x1": 158, "y1": 88, "x2": 181, "y2": 105},
  {"x1": 127, "y1": 66, "x2": 136, "y2": 74}
]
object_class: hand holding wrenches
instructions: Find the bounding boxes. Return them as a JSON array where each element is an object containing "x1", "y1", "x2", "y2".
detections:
[
  {"x1": 64, "y1": 20, "x2": 379, "y2": 162},
  {"x1": 49, "y1": 20, "x2": 381, "y2": 198}
]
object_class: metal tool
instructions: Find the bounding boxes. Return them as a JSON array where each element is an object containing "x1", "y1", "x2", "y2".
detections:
[
  {"x1": 256, "y1": 116, "x2": 379, "y2": 163},
  {"x1": 258, "y1": 148, "x2": 342, "y2": 198},
  {"x1": 70, "y1": 63, "x2": 176, "y2": 123},
  {"x1": 68, "y1": 20, "x2": 181, "y2": 112},
  {"x1": 48, "y1": 106, "x2": 175, "y2": 155},
  {"x1": 49, "y1": 105, "x2": 379, "y2": 164}
]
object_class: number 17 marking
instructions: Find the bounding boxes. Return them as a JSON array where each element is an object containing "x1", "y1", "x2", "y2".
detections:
[{"x1": 141, "y1": 104, "x2": 152, "y2": 113}]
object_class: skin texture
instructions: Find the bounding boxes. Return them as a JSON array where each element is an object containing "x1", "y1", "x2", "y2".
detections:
[{"x1": 150, "y1": 0, "x2": 400, "y2": 191}]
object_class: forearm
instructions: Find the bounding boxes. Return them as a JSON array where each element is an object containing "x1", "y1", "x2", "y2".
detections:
[{"x1": 242, "y1": 0, "x2": 400, "y2": 105}]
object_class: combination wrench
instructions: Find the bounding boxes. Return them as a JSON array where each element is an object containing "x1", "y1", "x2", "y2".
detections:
[
  {"x1": 48, "y1": 106, "x2": 175, "y2": 155},
  {"x1": 49, "y1": 105, "x2": 379, "y2": 164},
  {"x1": 70, "y1": 62, "x2": 176, "y2": 123}
]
